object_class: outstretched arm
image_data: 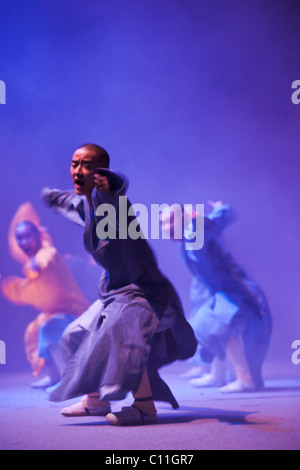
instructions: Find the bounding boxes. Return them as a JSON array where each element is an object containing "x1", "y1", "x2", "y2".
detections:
[
  {"x1": 0, "y1": 275, "x2": 28, "y2": 305},
  {"x1": 206, "y1": 202, "x2": 236, "y2": 238},
  {"x1": 183, "y1": 202, "x2": 235, "y2": 258},
  {"x1": 41, "y1": 188, "x2": 86, "y2": 227}
]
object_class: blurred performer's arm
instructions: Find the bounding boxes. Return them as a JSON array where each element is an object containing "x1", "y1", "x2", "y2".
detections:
[
  {"x1": 206, "y1": 202, "x2": 236, "y2": 236},
  {"x1": 183, "y1": 202, "x2": 236, "y2": 258},
  {"x1": 0, "y1": 275, "x2": 28, "y2": 304},
  {"x1": 0, "y1": 244, "x2": 53, "y2": 305}
]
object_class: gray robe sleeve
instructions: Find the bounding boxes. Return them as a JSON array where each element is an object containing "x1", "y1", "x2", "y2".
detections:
[
  {"x1": 206, "y1": 204, "x2": 236, "y2": 237},
  {"x1": 41, "y1": 187, "x2": 86, "y2": 227}
]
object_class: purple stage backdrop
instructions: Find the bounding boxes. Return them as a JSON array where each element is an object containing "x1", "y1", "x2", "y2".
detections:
[{"x1": 0, "y1": 0, "x2": 300, "y2": 374}]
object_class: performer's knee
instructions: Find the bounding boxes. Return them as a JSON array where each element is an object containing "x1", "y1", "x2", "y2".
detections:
[{"x1": 60, "y1": 322, "x2": 85, "y2": 360}]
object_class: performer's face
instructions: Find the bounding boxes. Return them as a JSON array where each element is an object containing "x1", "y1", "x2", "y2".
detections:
[
  {"x1": 15, "y1": 223, "x2": 41, "y2": 257},
  {"x1": 70, "y1": 147, "x2": 101, "y2": 197}
]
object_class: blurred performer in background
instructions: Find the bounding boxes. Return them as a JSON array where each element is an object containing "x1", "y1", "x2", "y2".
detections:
[
  {"x1": 160, "y1": 201, "x2": 272, "y2": 393},
  {"x1": 0, "y1": 202, "x2": 90, "y2": 388}
]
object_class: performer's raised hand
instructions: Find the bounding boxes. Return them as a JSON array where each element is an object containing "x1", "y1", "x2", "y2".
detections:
[{"x1": 93, "y1": 174, "x2": 111, "y2": 193}]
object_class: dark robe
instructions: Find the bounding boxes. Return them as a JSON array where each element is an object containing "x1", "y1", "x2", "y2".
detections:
[{"x1": 41, "y1": 169, "x2": 197, "y2": 407}]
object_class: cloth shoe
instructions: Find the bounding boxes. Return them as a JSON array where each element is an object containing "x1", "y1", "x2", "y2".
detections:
[
  {"x1": 61, "y1": 396, "x2": 111, "y2": 416},
  {"x1": 30, "y1": 376, "x2": 55, "y2": 389},
  {"x1": 189, "y1": 373, "x2": 226, "y2": 388},
  {"x1": 220, "y1": 379, "x2": 256, "y2": 393},
  {"x1": 106, "y1": 405, "x2": 157, "y2": 426},
  {"x1": 180, "y1": 366, "x2": 210, "y2": 379}
]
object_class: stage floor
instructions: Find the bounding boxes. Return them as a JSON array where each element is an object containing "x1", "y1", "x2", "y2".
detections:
[{"x1": 0, "y1": 360, "x2": 299, "y2": 451}]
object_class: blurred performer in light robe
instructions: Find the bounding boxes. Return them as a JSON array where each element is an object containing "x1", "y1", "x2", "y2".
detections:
[
  {"x1": 0, "y1": 202, "x2": 90, "y2": 388},
  {"x1": 161, "y1": 201, "x2": 272, "y2": 393}
]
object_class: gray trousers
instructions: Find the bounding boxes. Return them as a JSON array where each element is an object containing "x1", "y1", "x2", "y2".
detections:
[{"x1": 59, "y1": 300, "x2": 103, "y2": 362}]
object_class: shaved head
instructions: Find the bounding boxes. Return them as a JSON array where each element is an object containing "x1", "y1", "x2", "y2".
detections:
[
  {"x1": 77, "y1": 143, "x2": 110, "y2": 169},
  {"x1": 70, "y1": 144, "x2": 110, "y2": 200}
]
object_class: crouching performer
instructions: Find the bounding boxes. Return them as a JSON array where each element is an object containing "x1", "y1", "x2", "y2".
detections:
[{"x1": 42, "y1": 143, "x2": 197, "y2": 426}]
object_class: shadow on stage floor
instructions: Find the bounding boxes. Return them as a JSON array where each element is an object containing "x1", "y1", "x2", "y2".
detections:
[
  {"x1": 0, "y1": 360, "x2": 299, "y2": 450},
  {"x1": 62, "y1": 407, "x2": 256, "y2": 427}
]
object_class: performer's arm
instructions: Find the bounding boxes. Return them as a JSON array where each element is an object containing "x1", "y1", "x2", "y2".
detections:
[
  {"x1": 0, "y1": 276, "x2": 28, "y2": 305},
  {"x1": 0, "y1": 248, "x2": 52, "y2": 302},
  {"x1": 41, "y1": 188, "x2": 86, "y2": 227},
  {"x1": 92, "y1": 168, "x2": 128, "y2": 206},
  {"x1": 183, "y1": 203, "x2": 235, "y2": 257},
  {"x1": 22, "y1": 246, "x2": 56, "y2": 279},
  {"x1": 91, "y1": 169, "x2": 129, "y2": 238},
  {"x1": 206, "y1": 202, "x2": 235, "y2": 235},
  {"x1": 0, "y1": 248, "x2": 54, "y2": 305}
]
